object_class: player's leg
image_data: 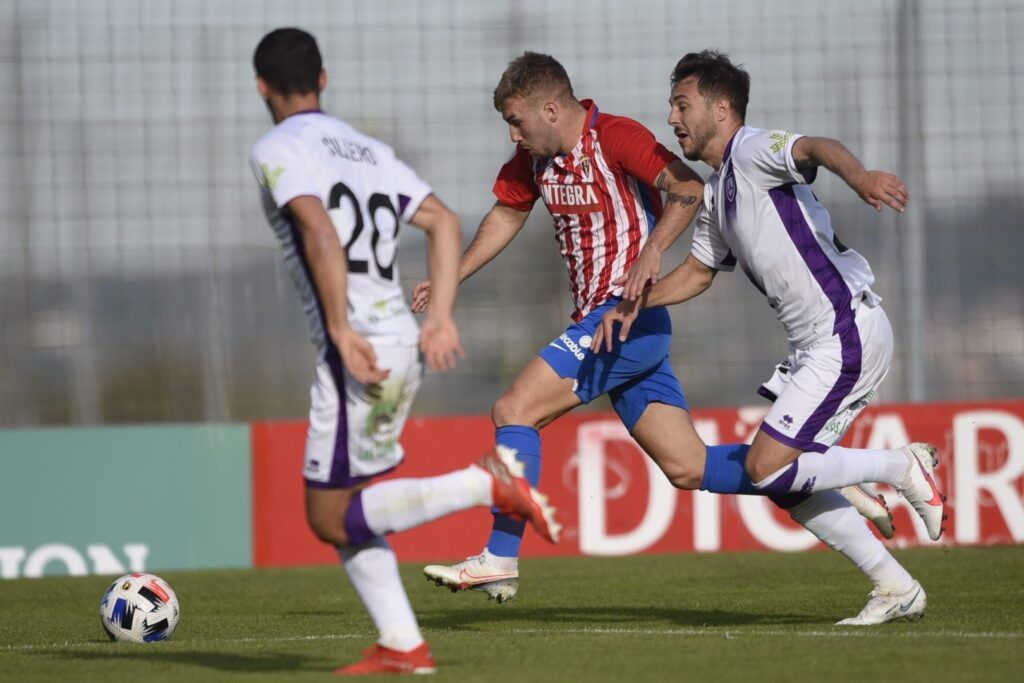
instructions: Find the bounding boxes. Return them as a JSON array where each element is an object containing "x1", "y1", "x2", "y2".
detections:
[
  {"x1": 612, "y1": 359, "x2": 759, "y2": 495},
  {"x1": 307, "y1": 346, "x2": 556, "y2": 674},
  {"x1": 423, "y1": 354, "x2": 580, "y2": 601},
  {"x1": 301, "y1": 353, "x2": 432, "y2": 672},
  {"x1": 772, "y1": 491, "x2": 925, "y2": 624},
  {"x1": 426, "y1": 303, "x2": 678, "y2": 600},
  {"x1": 756, "y1": 349, "x2": 894, "y2": 537},
  {"x1": 310, "y1": 345, "x2": 557, "y2": 547},
  {"x1": 749, "y1": 306, "x2": 945, "y2": 539}
]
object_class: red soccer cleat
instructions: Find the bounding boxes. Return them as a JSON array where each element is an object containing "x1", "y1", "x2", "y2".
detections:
[
  {"x1": 334, "y1": 642, "x2": 437, "y2": 676},
  {"x1": 475, "y1": 445, "x2": 561, "y2": 544}
]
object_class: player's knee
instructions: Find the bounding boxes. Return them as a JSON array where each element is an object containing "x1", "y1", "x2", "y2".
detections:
[
  {"x1": 491, "y1": 393, "x2": 531, "y2": 428},
  {"x1": 667, "y1": 468, "x2": 703, "y2": 490},
  {"x1": 744, "y1": 454, "x2": 774, "y2": 484},
  {"x1": 663, "y1": 456, "x2": 704, "y2": 490},
  {"x1": 306, "y1": 510, "x2": 349, "y2": 546},
  {"x1": 648, "y1": 447, "x2": 705, "y2": 490}
]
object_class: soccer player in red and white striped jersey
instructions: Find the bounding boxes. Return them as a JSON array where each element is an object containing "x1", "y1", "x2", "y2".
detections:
[
  {"x1": 414, "y1": 52, "x2": 707, "y2": 602},
  {"x1": 493, "y1": 100, "x2": 684, "y2": 322}
]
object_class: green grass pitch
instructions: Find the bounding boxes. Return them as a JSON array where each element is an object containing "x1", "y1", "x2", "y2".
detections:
[{"x1": 1, "y1": 547, "x2": 1022, "y2": 682}]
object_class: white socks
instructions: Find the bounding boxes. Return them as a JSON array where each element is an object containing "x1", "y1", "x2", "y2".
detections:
[
  {"x1": 338, "y1": 537, "x2": 423, "y2": 652},
  {"x1": 361, "y1": 465, "x2": 492, "y2": 536},
  {"x1": 756, "y1": 446, "x2": 909, "y2": 495},
  {"x1": 789, "y1": 490, "x2": 915, "y2": 594}
]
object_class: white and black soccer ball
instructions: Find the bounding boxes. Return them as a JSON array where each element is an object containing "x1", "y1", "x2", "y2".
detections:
[{"x1": 99, "y1": 573, "x2": 180, "y2": 643}]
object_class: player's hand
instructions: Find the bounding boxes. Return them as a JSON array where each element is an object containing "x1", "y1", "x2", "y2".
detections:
[
  {"x1": 848, "y1": 170, "x2": 909, "y2": 213},
  {"x1": 621, "y1": 244, "x2": 662, "y2": 300},
  {"x1": 592, "y1": 298, "x2": 641, "y2": 353},
  {"x1": 336, "y1": 328, "x2": 390, "y2": 385},
  {"x1": 419, "y1": 314, "x2": 465, "y2": 372},
  {"x1": 411, "y1": 281, "x2": 431, "y2": 313}
]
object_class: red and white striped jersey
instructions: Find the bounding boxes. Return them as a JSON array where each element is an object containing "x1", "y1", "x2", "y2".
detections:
[{"x1": 493, "y1": 100, "x2": 678, "y2": 321}]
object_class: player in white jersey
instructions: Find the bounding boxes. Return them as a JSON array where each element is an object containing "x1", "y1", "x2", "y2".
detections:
[
  {"x1": 249, "y1": 29, "x2": 559, "y2": 675},
  {"x1": 596, "y1": 50, "x2": 946, "y2": 625}
]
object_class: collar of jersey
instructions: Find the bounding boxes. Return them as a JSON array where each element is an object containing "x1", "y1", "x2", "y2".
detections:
[
  {"x1": 721, "y1": 126, "x2": 742, "y2": 166},
  {"x1": 553, "y1": 99, "x2": 599, "y2": 166},
  {"x1": 283, "y1": 108, "x2": 324, "y2": 120}
]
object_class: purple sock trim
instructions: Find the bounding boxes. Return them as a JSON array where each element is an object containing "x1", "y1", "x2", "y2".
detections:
[
  {"x1": 757, "y1": 461, "x2": 799, "y2": 495},
  {"x1": 342, "y1": 492, "x2": 378, "y2": 545}
]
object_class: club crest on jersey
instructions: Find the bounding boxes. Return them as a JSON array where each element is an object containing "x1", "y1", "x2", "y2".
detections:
[
  {"x1": 725, "y1": 174, "x2": 736, "y2": 202},
  {"x1": 541, "y1": 183, "x2": 600, "y2": 212}
]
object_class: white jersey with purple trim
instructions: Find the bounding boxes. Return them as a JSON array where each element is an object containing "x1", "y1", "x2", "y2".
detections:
[
  {"x1": 250, "y1": 111, "x2": 431, "y2": 354},
  {"x1": 690, "y1": 126, "x2": 881, "y2": 349}
]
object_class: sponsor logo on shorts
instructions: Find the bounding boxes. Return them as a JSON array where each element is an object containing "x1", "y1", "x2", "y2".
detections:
[
  {"x1": 779, "y1": 414, "x2": 795, "y2": 430},
  {"x1": 556, "y1": 333, "x2": 587, "y2": 361},
  {"x1": 367, "y1": 299, "x2": 408, "y2": 325},
  {"x1": 822, "y1": 391, "x2": 875, "y2": 439}
]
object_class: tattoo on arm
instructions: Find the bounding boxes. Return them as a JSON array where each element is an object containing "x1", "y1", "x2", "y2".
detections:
[
  {"x1": 665, "y1": 193, "x2": 698, "y2": 208},
  {"x1": 654, "y1": 170, "x2": 668, "y2": 191}
]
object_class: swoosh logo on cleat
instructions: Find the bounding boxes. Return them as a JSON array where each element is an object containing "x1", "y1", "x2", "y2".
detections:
[
  {"x1": 900, "y1": 588, "x2": 921, "y2": 613},
  {"x1": 458, "y1": 569, "x2": 517, "y2": 584},
  {"x1": 916, "y1": 460, "x2": 944, "y2": 506}
]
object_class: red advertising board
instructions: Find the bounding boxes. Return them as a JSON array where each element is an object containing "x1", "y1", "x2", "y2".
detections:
[{"x1": 251, "y1": 400, "x2": 1024, "y2": 567}]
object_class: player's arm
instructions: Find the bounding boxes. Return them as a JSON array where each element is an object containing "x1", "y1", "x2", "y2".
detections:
[
  {"x1": 457, "y1": 201, "x2": 531, "y2": 281},
  {"x1": 411, "y1": 201, "x2": 530, "y2": 311},
  {"x1": 594, "y1": 255, "x2": 717, "y2": 352},
  {"x1": 790, "y1": 137, "x2": 908, "y2": 213},
  {"x1": 621, "y1": 159, "x2": 704, "y2": 300},
  {"x1": 407, "y1": 194, "x2": 465, "y2": 372},
  {"x1": 287, "y1": 195, "x2": 388, "y2": 384}
]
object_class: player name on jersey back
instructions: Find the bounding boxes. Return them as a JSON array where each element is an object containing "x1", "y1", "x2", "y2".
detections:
[{"x1": 251, "y1": 111, "x2": 432, "y2": 352}]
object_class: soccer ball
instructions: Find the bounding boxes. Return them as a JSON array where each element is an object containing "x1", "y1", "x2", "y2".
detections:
[{"x1": 99, "y1": 573, "x2": 180, "y2": 643}]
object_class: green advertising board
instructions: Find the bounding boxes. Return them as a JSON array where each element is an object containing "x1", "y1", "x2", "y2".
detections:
[{"x1": 0, "y1": 425, "x2": 251, "y2": 579}]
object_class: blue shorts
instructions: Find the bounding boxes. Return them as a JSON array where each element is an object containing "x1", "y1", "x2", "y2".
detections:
[{"x1": 538, "y1": 298, "x2": 688, "y2": 431}]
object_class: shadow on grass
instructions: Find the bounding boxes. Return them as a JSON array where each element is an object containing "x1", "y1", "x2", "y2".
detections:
[
  {"x1": 32, "y1": 648, "x2": 323, "y2": 673},
  {"x1": 415, "y1": 605, "x2": 822, "y2": 630}
]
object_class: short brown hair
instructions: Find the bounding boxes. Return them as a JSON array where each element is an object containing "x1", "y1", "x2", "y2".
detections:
[
  {"x1": 493, "y1": 52, "x2": 574, "y2": 110},
  {"x1": 670, "y1": 50, "x2": 750, "y2": 122}
]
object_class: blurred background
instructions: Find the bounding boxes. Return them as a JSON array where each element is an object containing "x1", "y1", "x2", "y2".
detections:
[{"x1": 1, "y1": 0, "x2": 1021, "y2": 427}]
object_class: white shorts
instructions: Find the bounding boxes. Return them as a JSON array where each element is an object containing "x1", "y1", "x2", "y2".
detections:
[
  {"x1": 303, "y1": 342, "x2": 422, "y2": 488},
  {"x1": 758, "y1": 301, "x2": 893, "y2": 453}
]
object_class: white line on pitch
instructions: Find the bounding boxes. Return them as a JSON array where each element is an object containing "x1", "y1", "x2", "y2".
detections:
[{"x1": 4, "y1": 626, "x2": 1022, "y2": 653}]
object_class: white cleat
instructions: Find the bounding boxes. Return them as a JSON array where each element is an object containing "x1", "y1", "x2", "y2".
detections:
[
  {"x1": 836, "y1": 580, "x2": 926, "y2": 625},
  {"x1": 423, "y1": 553, "x2": 520, "y2": 603},
  {"x1": 896, "y1": 443, "x2": 946, "y2": 541},
  {"x1": 840, "y1": 484, "x2": 895, "y2": 539}
]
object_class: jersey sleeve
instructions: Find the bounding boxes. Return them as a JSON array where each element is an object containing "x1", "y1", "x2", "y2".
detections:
[
  {"x1": 733, "y1": 129, "x2": 815, "y2": 189},
  {"x1": 597, "y1": 117, "x2": 680, "y2": 187},
  {"x1": 689, "y1": 200, "x2": 736, "y2": 272},
  {"x1": 492, "y1": 145, "x2": 540, "y2": 211},
  {"x1": 249, "y1": 135, "x2": 320, "y2": 208},
  {"x1": 391, "y1": 157, "x2": 433, "y2": 222}
]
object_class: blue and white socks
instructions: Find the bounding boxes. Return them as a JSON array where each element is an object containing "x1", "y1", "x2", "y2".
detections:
[{"x1": 486, "y1": 425, "x2": 542, "y2": 558}]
